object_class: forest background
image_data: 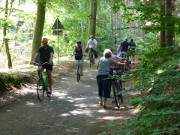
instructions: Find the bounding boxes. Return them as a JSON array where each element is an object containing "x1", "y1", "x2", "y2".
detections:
[{"x1": 0, "y1": 0, "x2": 180, "y2": 135}]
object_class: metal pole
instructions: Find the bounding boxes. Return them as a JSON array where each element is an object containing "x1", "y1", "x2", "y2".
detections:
[
  {"x1": 57, "y1": 34, "x2": 60, "y2": 64},
  {"x1": 57, "y1": 18, "x2": 60, "y2": 64}
]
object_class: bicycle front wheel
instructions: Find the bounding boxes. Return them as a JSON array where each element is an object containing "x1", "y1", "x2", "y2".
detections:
[
  {"x1": 112, "y1": 82, "x2": 122, "y2": 109},
  {"x1": 89, "y1": 52, "x2": 94, "y2": 68},
  {"x1": 37, "y1": 79, "x2": 45, "y2": 101},
  {"x1": 77, "y1": 66, "x2": 80, "y2": 82}
]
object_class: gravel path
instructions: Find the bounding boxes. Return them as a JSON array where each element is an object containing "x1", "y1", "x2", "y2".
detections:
[{"x1": 0, "y1": 63, "x2": 137, "y2": 135}]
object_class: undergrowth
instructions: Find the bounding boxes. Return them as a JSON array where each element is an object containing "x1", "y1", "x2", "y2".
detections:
[
  {"x1": 0, "y1": 71, "x2": 36, "y2": 93},
  {"x1": 99, "y1": 47, "x2": 180, "y2": 135}
]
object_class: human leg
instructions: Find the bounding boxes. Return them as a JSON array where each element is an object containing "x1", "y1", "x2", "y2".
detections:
[
  {"x1": 45, "y1": 64, "x2": 53, "y2": 94},
  {"x1": 103, "y1": 77, "x2": 112, "y2": 108}
]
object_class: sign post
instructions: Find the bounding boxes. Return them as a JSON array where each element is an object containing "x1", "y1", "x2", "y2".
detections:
[{"x1": 52, "y1": 17, "x2": 64, "y2": 64}]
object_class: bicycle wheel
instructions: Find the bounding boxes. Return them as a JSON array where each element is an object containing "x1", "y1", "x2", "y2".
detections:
[
  {"x1": 112, "y1": 81, "x2": 123, "y2": 109},
  {"x1": 37, "y1": 79, "x2": 45, "y2": 101},
  {"x1": 77, "y1": 66, "x2": 80, "y2": 82},
  {"x1": 89, "y1": 52, "x2": 94, "y2": 68}
]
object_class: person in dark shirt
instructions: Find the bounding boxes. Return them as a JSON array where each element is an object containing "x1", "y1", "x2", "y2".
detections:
[
  {"x1": 36, "y1": 37, "x2": 54, "y2": 95},
  {"x1": 73, "y1": 41, "x2": 83, "y2": 75},
  {"x1": 117, "y1": 38, "x2": 129, "y2": 58},
  {"x1": 128, "y1": 39, "x2": 136, "y2": 63}
]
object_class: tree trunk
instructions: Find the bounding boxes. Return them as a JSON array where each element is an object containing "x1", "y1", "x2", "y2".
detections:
[
  {"x1": 3, "y1": 0, "x2": 12, "y2": 68},
  {"x1": 160, "y1": 0, "x2": 166, "y2": 47},
  {"x1": 111, "y1": 11, "x2": 116, "y2": 50},
  {"x1": 165, "y1": 0, "x2": 175, "y2": 46},
  {"x1": 30, "y1": 0, "x2": 46, "y2": 63},
  {"x1": 89, "y1": 0, "x2": 97, "y2": 37}
]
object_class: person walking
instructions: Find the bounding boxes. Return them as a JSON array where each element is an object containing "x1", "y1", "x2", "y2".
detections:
[{"x1": 97, "y1": 49, "x2": 113, "y2": 108}]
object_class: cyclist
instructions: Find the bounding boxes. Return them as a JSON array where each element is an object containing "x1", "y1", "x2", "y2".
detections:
[
  {"x1": 117, "y1": 38, "x2": 129, "y2": 58},
  {"x1": 87, "y1": 35, "x2": 98, "y2": 63},
  {"x1": 35, "y1": 37, "x2": 54, "y2": 96},
  {"x1": 73, "y1": 41, "x2": 83, "y2": 76},
  {"x1": 128, "y1": 39, "x2": 136, "y2": 64},
  {"x1": 97, "y1": 49, "x2": 113, "y2": 108}
]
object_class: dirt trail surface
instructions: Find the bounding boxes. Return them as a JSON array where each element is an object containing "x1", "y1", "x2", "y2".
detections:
[{"x1": 0, "y1": 62, "x2": 137, "y2": 135}]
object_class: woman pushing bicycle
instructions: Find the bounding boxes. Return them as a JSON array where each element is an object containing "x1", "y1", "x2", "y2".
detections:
[
  {"x1": 96, "y1": 49, "x2": 113, "y2": 108},
  {"x1": 97, "y1": 48, "x2": 124, "y2": 108}
]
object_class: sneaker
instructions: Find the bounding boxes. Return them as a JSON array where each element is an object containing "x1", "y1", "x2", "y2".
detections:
[
  {"x1": 99, "y1": 101, "x2": 103, "y2": 106},
  {"x1": 47, "y1": 91, "x2": 52, "y2": 97}
]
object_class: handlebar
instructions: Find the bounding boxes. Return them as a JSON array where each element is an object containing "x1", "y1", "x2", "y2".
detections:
[{"x1": 32, "y1": 62, "x2": 50, "y2": 66}]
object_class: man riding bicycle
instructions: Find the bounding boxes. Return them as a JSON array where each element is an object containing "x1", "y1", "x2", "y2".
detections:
[
  {"x1": 35, "y1": 37, "x2": 54, "y2": 95},
  {"x1": 128, "y1": 39, "x2": 136, "y2": 64},
  {"x1": 87, "y1": 35, "x2": 98, "y2": 62}
]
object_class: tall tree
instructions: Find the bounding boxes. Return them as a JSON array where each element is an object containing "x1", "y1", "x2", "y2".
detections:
[
  {"x1": 3, "y1": 0, "x2": 12, "y2": 68},
  {"x1": 160, "y1": 0, "x2": 166, "y2": 47},
  {"x1": 89, "y1": 0, "x2": 97, "y2": 37},
  {"x1": 30, "y1": 0, "x2": 46, "y2": 63},
  {"x1": 165, "y1": 0, "x2": 175, "y2": 46}
]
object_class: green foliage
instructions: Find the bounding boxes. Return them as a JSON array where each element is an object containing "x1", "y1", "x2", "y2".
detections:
[{"x1": 113, "y1": 47, "x2": 180, "y2": 135}]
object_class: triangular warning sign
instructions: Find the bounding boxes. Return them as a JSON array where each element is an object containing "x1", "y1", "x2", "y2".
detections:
[{"x1": 52, "y1": 18, "x2": 64, "y2": 35}]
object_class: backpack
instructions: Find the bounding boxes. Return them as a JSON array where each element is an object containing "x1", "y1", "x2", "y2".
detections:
[{"x1": 75, "y1": 48, "x2": 83, "y2": 60}]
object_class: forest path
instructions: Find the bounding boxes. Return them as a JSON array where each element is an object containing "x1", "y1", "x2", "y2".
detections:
[{"x1": 0, "y1": 61, "x2": 137, "y2": 135}]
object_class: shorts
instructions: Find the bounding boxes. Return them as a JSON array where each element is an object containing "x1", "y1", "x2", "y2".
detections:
[{"x1": 42, "y1": 63, "x2": 53, "y2": 71}]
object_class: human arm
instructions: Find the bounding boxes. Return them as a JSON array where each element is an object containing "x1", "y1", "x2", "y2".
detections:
[
  {"x1": 94, "y1": 39, "x2": 97, "y2": 49},
  {"x1": 49, "y1": 47, "x2": 54, "y2": 64}
]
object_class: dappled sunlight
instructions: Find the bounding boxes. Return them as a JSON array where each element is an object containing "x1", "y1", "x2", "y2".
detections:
[
  {"x1": 84, "y1": 84, "x2": 92, "y2": 88},
  {"x1": 97, "y1": 109, "x2": 107, "y2": 113},
  {"x1": 98, "y1": 116, "x2": 124, "y2": 120},
  {"x1": 26, "y1": 101, "x2": 36, "y2": 106},
  {"x1": 0, "y1": 64, "x2": 35, "y2": 73},
  {"x1": 6, "y1": 109, "x2": 12, "y2": 112},
  {"x1": 59, "y1": 113, "x2": 71, "y2": 117},
  {"x1": 156, "y1": 69, "x2": 165, "y2": 74},
  {"x1": 74, "y1": 103, "x2": 88, "y2": 108},
  {"x1": 88, "y1": 103, "x2": 99, "y2": 108},
  {"x1": 70, "y1": 109, "x2": 93, "y2": 117},
  {"x1": 65, "y1": 128, "x2": 79, "y2": 133},
  {"x1": 67, "y1": 97, "x2": 86, "y2": 103},
  {"x1": 52, "y1": 91, "x2": 68, "y2": 99},
  {"x1": 61, "y1": 77, "x2": 69, "y2": 80},
  {"x1": 130, "y1": 108, "x2": 140, "y2": 114}
]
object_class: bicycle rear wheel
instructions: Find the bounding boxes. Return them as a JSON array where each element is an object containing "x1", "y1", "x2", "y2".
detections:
[
  {"x1": 77, "y1": 66, "x2": 80, "y2": 82},
  {"x1": 37, "y1": 79, "x2": 45, "y2": 101},
  {"x1": 89, "y1": 51, "x2": 94, "y2": 68}
]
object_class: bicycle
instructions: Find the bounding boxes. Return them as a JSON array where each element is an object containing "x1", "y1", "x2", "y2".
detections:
[
  {"x1": 33, "y1": 62, "x2": 51, "y2": 101},
  {"x1": 75, "y1": 60, "x2": 82, "y2": 82},
  {"x1": 89, "y1": 48, "x2": 94, "y2": 67},
  {"x1": 110, "y1": 68, "x2": 124, "y2": 109}
]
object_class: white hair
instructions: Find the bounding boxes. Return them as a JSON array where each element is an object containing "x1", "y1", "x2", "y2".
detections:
[{"x1": 103, "y1": 49, "x2": 112, "y2": 56}]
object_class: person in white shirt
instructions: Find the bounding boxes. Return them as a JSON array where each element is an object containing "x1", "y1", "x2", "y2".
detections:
[{"x1": 87, "y1": 35, "x2": 98, "y2": 61}]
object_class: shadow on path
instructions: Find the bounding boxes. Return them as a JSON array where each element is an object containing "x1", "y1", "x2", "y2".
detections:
[{"x1": 0, "y1": 62, "x2": 137, "y2": 135}]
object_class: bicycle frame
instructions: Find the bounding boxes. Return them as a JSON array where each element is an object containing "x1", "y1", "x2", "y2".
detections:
[
  {"x1": 89, "y1": 48, "x2": 94, "y2": 67},
  {"x1": 75, "y1": 60, "x2": 82, "y2": 82},
  {"x1": 33, "y1": 62, "x2": 50, "y2": 101},
  {"x1": 38, "y1": 68, "x2": 48, "y2": 90}
]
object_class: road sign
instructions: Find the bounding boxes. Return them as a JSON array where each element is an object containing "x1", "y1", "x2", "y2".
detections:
[{"x1": 52, "y1": 18, "x2": 64, "y2": 35}]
